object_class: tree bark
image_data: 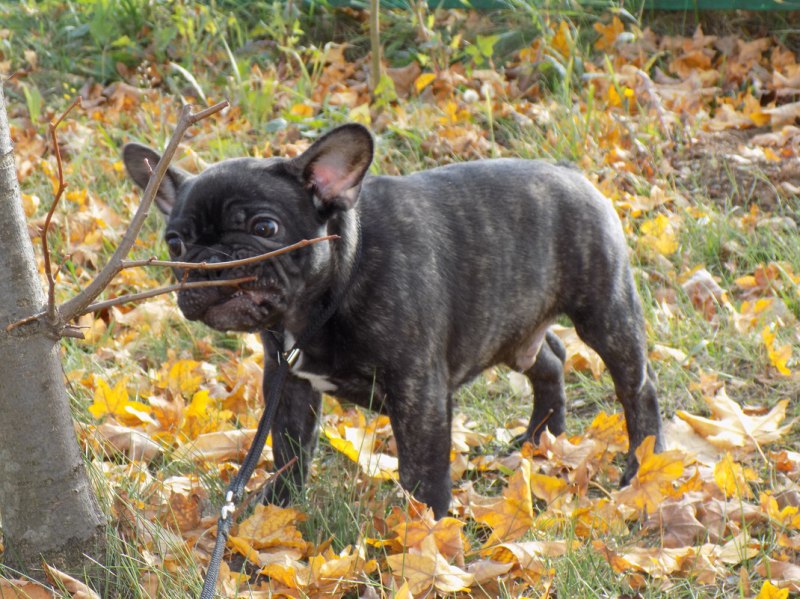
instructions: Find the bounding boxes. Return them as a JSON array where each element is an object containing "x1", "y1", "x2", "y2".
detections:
[{"x1": 0, "y1": 86, "x2": 105, "y2": 578}]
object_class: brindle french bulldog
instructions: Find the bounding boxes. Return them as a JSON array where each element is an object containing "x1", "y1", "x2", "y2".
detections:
[{"x1": 123, "y1": 124, "x2": 664, "y2": 518}]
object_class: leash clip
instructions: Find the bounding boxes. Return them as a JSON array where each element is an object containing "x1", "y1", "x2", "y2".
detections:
[{"x1": 220, "y1": 490, "x2": 235, "y2": 520}]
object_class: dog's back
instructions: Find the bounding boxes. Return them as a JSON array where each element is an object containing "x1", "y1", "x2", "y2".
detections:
[{"x1": 354, "y1": 159, "x2": 631, "y2": 386}]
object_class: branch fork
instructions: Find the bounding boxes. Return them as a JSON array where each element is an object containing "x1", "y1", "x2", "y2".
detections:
[{"x1": 8, "y1": 99, "x2": 334, "y2": 339}]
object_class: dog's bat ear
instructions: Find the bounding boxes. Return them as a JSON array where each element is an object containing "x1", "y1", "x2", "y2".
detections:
[
  {"x1": 288, "y1": 124, "x2": 374, "y2": 211},
  {"x1": 122, "y1": 143, "x2": 191, "y2": 216}
]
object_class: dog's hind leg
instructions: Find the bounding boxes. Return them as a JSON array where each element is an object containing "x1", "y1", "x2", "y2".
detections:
[
  {"x1": 512, "y1": 330, "x2": 567, "y2": 447},
  {"x1": 570, "y1": 278, "x2": 663, "y2": 485}
]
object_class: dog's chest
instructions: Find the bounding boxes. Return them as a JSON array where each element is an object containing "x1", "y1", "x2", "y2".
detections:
[
  {"x1": 283, "y1": 333, "x2": 383, "y2": 405},
  {"x1": 291, "y1": 364, "x2": 338, "y2": 393}
]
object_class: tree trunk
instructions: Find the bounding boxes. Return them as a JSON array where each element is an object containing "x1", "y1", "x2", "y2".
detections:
[{"x1": 0, "y1": 87, "x2": 106, "y2": 579}]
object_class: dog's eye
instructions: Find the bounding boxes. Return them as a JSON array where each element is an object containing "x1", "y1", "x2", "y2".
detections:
[
  {"x1": 252, "y1": 218, "x2": 279, "y2": 238},
  {"x1": 165, "y1": 234, "x2": 185, "y2": 258}
]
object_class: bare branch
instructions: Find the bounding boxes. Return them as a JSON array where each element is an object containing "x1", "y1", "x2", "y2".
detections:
[
  {"x1": 8, "y1": 276, "x2": 256, "y2": 331},
  {"x1": 42, "y1": 97, "x2": 81, "y2": 324},
  {"x1": 58, "y1": 100, "x2": 229, "y2": 323},
  {"x1": 78, "y1": 276, "x2": 255, "y2": 316},
  {"x1": 120, "y1": 235, "x2": 338, "y2": 271}
]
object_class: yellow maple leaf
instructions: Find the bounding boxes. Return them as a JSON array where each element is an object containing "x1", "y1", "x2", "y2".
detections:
[
  {"x1": 551, "y1": 21, "x2": 572, "y2": 57},
  {"x1": 88, "y1": 378, "x2": 155, "y2": 427},
  {"x1": 593, "y1": 16, "x2": 624, "y2": 51},
  {"x1": 386, "y1": 536, "x2": 473, "y2": 596},
  {"x1": 236, "y1": 504, "x2": 308, "y2": 552},
  {"x1": 228, "y1": 535, "x2": 260, "y2": 563},
  {"x1": 762, "y1": 325, "x2": 792, "y2": 376},
  {"x1": 159, "y1": 359, "x2": 203, "y2": 396},
  {"x1": 414, "y1": 72, "x2": 436, "y2": 93},
  {"x1": 324, "y1": 426, "x2": 398, "y2": 480},
  {"x1": 180, "y1": 390, "x2": 232, "y2": 439},
  {"x1": 614, "y1": 436, "x2": 684, "y2": 513},
  {"x1": 761, "y1": 492, "x2": 800, "y2": 530},
  {"x1": 308, "y1": 545, "x2": 377, "y2": 591},
  {"x1": 756, "y1": 580, "x2": 789, "y2": 599},
  {"x1": 473, "y1": 458, "x2": 534, "y2": 547},
  {"x1": 290, "y1": 103, "x2": 314, "y2": 118},
  {"x1": 393, "y1": 515, "x2": 466, "y2": 561},
  {"x1": 489, "y1": 539, "x2": 576, "y2": 571},
  {"x1": 586, "y1": 411, "x2": 629, "y2": 453},
  {"x1": 638, "y1": 213, "x2": 679, "y2": 256},
  {"x1": 676, "y1": 388, "x2": 795, "y2": 451},
  {"x1": 393, "y1": 581, "x2": 413, "y2": 599},
  {"x1": 713, "y1": 453, "x2": 755, "y2": 499},
  {"x1": 607, "y1": 84, "x2": 622, "y2": 107},
  {"x1": 529, "y1": 472, "x2": 569, "y2": 505},
  {"x1": 260, "y1": 556, "x2": 308, "y2": 589}
]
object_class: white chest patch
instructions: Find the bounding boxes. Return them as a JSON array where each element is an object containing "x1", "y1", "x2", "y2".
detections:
[
  {"x1": 283, "y1": 333, "x2": 337, "y2": 393},
  {"x1": 291, "y1": 368, "x2": 338, "y2": 393}
]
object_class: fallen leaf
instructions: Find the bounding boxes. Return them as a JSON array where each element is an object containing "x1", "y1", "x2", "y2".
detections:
[
  {"x1": 473, "y1": 459, "x2": 534, "y2": 547},
  {"x1": 614, "y1": 436, "x2": 685, "y2": 513},
  {"x1": 644, "y1": 501, "x2": 707, "y2": 547},
  {"x1": 0, "y1": 579, "x2": 54, "y2": 599},
  {"x1": 386, "y1": 536, "x2": 474, "y2": 596},
  {"x1": 236, "y1": 504, "x2": 308, "y2": 552},
  {"x1": 44, "y1": 563, "x2": 101, "y2": 598},
  {"x1": 95, "y1": 422, "x2": 163, "y2": 461},
  {"x1": 676, "y1": 388, "x2": 795, "y2": 451},
  {"x1": 713, "y1": 452, "x2": 756, "y2": 499}
]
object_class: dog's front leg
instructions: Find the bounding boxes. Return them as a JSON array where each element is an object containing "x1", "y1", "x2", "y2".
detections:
[
  {"x1": 265, "y1": 375, "x2": 321, "y2": 505},
  {"x1": 260, "y1": 335, "x2": 321, "y2": 506},
  {"x1": 386, "y1": 374, "x2": 453, "y2": 519}
]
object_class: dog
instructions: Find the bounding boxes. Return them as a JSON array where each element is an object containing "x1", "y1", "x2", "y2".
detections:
[{"x1": 123, "y1": 123, "x2": 664, "y2": 518}]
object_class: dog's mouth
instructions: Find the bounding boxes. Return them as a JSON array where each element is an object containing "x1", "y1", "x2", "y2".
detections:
[{"x1": 180, "y1": 285, "x2": 283, "y2": 332}]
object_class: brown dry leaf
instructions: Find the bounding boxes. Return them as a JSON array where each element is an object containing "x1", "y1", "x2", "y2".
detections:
[
  {"x1": 664, "y1": 416, "x2": 720, "y2": 466},
  {"x1": 572, "y1": 498, "x2": 629, "y2": 538},
  {"x1": 756, "y1": 559, "x2": 800, "y2": 592},
  {"x1": 451, "y1": 412, "x2": 489, "y2": 453},
  {"x1": 172, "y1": 429, "x2": 263, "y2": 463},
  {"x1": 473, "y1": 458, "x2": 534, "y2": 547},
  {"x1": 681, "y1": 268, "x2": 727, "y2": 320},
  {"x1": 644, "y1": 500, "x2": 707, "y2": 547},
  {"x1": 386, "y1": 536, "x2": 474, "y2": 596},
  {"x1": 536, "y1": 430, "x2": 601, "y2": 471},
  {"x1": 43, "y1": 563, "x2": 100, "y2": 598},
  {"x1": 676, "y1": 388, "x2": 795, "y2": 451},
  {"x1": 0, "y1": 579, "x2": 54, "y2": 599},
  {"x1": 466, "y1": 559, "x2": 514, "y2": 584},
  {"x1": 593, "y1": 16, "x2": 624, "y2": 51},
  {"x1": 95, "y1": 422, "x2": 162, "y2": 462}
]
